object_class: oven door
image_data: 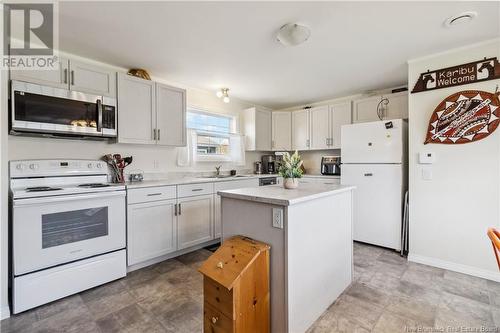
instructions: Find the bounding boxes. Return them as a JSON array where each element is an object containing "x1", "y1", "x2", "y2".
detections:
[
  {"x1": 13, "y1": 191, "x2": 126, "y2": 276},
  {"x1": 11, "y1": 81, "x2": 104, "y2": 137}
]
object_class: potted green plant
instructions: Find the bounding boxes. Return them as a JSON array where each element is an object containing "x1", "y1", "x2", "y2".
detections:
[{"x1": 278, "y1": 151, "x2": 303, "y2": 189}]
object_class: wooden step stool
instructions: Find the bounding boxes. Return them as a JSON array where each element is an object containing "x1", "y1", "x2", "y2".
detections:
[{"x1": 198, "y1": 236, "x2": 270, "y2": 333}]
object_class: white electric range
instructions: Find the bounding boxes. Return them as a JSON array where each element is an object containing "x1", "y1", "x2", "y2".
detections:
[{"x1": 9, "y1": 159, "x2": 126, "y2": 314}]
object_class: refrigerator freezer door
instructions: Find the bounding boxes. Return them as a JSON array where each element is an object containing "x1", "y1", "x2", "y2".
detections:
[
  {"x1": 341, "y1": 119, "x2": 404, "y2": 164},
  {"x1": 341, "y1": 164, "x2": 402, "y2": 250}
]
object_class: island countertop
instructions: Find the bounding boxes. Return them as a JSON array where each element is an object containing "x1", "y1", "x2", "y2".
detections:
[{"x1": 218, "y1": 183, "x2": 355, "y2": 206}]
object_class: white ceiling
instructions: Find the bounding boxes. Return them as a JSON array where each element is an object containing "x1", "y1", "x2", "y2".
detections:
[{"x1": 58, "y1": 1, "x2": 500, "y2": 109}]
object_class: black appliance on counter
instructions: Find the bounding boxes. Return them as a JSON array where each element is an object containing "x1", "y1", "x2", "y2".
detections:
[
  {"x1": 259, "y1": 177, "x2": 277, "y2": 186},
  {"x1": 321, "y1": 156, "x2": 341, "y2": 176},
  {"x1": 261, "y1": 153, "x2": 284, "y2": 174}
]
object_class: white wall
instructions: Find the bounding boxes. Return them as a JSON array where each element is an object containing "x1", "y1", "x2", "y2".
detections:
[
  {"x1": 1, "y1": 69, "x2": 9, "y2": 319},
  {"x1": 408, "y1": 39, "x2": 500, "y2": 281}
]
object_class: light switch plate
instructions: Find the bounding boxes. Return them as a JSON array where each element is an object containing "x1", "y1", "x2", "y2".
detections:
[
  {"x1": 272, "y1": 208, "x2": 283, "y2": 229},
  {"x1": 422, "y1": 167, "x2": 433, "y2": 180}
]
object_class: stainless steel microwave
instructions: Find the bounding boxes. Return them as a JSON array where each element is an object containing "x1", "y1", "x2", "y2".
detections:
[{"x1": 10, "y1": 80, "x2": 117, "y2": 139}]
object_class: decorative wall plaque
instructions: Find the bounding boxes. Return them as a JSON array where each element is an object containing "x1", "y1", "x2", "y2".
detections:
[
  {"x1": 424, "y1": 89, "x2": 500, "y2": 144},
  {"x1": 412, "y1": 58, "x2": 500, "y2": 93}
]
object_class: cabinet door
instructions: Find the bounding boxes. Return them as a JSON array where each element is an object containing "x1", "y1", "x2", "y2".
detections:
[
  {"x1": 10, "y1": 57, "x2": 69, "y2": 89},
  {"x1": 127, "y1": 199, "x2": 177, "y2": 266},
  {"x1": 272, "y1": 112, "x2": 291, "y2": 151},
  {"x1": 330, "y1": 102, "x2": 352, "y2": 149},
  {"x1": 386, "y1": 93, "x2": 408, "y2": 120},
  {"x1": 309, "y1": 106, "x2": 330, "y2": 150},
  {"x1": 69, "y1": 60, "x2": 116, "y2": 97},
  {"x1": 117, "y1": 73, "x2": 156, "y2": 144},
  {"x1": 292, "y1": 110, "x2": 310, "y2": 151},
  {"x1": 178, "y1": 194, "x2": 213, "y2": 249},
  {"x1": 156, "y1": 83, "x2": 186, "y2": 146},
  {"x1": 255, "y1": 109, "x2": 272, "y2": 151},
  {"x1": 352, "y1": 96, "x2": 381, "y2": 123}
]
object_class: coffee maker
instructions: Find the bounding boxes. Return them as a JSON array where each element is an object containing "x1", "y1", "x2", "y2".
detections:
[
  {"x1": 321, "y1": 156, "x2": 341, "y2": 176},
  {"x1": 261, "y1": 155, "x2": 277, "y2": 174}
]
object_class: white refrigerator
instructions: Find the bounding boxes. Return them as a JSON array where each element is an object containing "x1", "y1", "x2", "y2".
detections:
[{"x1": 341, "y1": 119, "x2": 407, "y2": 250}]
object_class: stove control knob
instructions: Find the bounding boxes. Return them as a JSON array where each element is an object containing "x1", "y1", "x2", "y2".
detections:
[
  {"x1": 96, "y1": 163, "x2": 103, "y2": 169},
  {"x1": 16, "y1": 164, "x2": 26, "y2": 170},
  {"x1": 87, "y1": 163, "x2": 94, "y2": 169},
  {"x1": 29, "y1": 163, "x2": 39, "y2": 170}
]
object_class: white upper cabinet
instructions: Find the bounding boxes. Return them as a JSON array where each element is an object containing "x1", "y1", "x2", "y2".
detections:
[
  {"x1": 69, "y1": 60, "x2": 116, "y2": 97},
  {"x1": 244, "y1": 107, "x2": 272, "y2": 151},
  {"x1": 117, "y1": 73, "x2": 156, "y2": 144},
  {"x1": 292, "y1": 109, "x2": 310, "y2": 151},
  {"x1": 10, "y1": 57, "x2": 69, "y2": 89},
  {"x1": 385, "y1": 92, "x2": 408, "y2": 120},
  {"x1": 156, "y1": 83, "x2": 186, "y2": 146},
  {"x1": 11, "y1": 58, "x2": 116, "y2": 97},
  {"x1": 353, "y1": 92, "x2": 408, "y2": 123},
  {"x1": 309, "y1": 106, "x2": 330, "y2": 150},
  {"x1": 272, "y1": 112, "x2": 292, "y2": 151},
  {"x1": 117, "y1": 74, "x2": 187, "y2": 146},
  {"x1": 330, "y1": 101, "x2": 352, "y2": 149}
]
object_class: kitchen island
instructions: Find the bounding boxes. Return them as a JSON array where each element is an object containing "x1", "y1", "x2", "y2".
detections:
[{"x1": 218, "y1": 184, "x2": 355, "y2": 333}]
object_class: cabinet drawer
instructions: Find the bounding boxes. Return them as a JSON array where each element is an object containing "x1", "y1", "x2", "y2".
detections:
[
  {"x1": 204, "y1": 301, "x2": 233, "y2": 333},
  {"x1": 178, "y1": 183, "x2": 214, "y2": 198},
  {"x1": 204, "y1": 277, "x2": 234, "y2": 319},
  {"x1": 127, "y1": 186, "x2": 176, "y2": 204}
]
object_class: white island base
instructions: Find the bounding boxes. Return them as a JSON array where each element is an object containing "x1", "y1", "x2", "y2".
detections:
[{"x1": 219, "y1": 184, "x2": 355, "y2": 333}]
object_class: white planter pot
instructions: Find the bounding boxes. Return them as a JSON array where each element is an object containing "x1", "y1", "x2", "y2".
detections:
[{"x1": 283, "y1": 178, "x2": 299, "y2": 189}]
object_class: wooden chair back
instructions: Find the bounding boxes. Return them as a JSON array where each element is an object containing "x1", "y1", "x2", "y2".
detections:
[{"x1": 487, "y1": 228, "x2": 500, "y2": 270}]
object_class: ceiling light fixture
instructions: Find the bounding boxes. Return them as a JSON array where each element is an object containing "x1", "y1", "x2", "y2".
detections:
[
  {"x1": 276, "y1": 23, "x2": 311, "y2": 46},
  {"x1": 444, "y1": 11, "x2": 478, "y2": 27},
  {"x1": 216, "y1": 88, "x2": 230, "y2": 103}
]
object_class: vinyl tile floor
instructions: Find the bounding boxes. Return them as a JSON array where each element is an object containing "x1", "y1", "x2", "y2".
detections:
[{"x1": 2, "y1": 242, "x2": 500, "y2": 332}]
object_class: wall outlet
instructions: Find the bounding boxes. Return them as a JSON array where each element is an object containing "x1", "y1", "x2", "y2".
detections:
[{"x1": 272, "y1": 208, "x2": 283, "y2": 229}]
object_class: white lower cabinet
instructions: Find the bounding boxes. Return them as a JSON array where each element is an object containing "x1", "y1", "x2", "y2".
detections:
[
  {"x1": 177, "y1": 194, "x2": 214, "y2": 250},
  {"x1": 127, "y1": 199, "x2": 177, "y2": 266}
]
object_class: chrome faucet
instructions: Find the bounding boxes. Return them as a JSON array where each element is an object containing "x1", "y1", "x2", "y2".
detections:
[{"x1": 215, "y1": 165, "x2": 222, "y2": 177}]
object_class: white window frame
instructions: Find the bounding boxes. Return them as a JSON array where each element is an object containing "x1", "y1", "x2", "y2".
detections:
[{"x1": 187, "y1": 107, "x2": 238, "y2": 162}]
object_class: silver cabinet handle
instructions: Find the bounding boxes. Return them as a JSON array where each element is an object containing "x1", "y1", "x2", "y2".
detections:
[
  {"x1": 306, "y1": 139, "x2": 310, "y2": 148},
  {"x1": 153, "y1": 129, "x2": 157, "y2": 140},
  {"x1": 70, "y1": 70, "x2": 74, "y2": 85},
  {"x1": 191, "y1": 188, "x2": 203, "y2": 192},
  {"x1": 174, "y1": 203, "x2": 178, "y2": 216},
  {"x1": 158, "y1": 129, "x2": 160, "y2": 141},
  {"x1": 147, "y1": 193, "x2": 162, "y2": 196},
  {"x1": 63, "y1": 68, "x2": 68, "y2": 84},
  {"x1": 178, "y1": 203, "x2": 181, "y2": 215}
]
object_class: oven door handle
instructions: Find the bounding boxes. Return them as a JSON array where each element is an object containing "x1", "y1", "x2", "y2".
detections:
[{"x1": 13, "y1": 191, "x2": 126, "y2": 206}]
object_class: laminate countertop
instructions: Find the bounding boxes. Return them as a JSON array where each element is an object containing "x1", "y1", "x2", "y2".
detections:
[
  {"x1": 218, "y1": 183, "x2": 355, "y2": 206},
  {"x1": 125, "y1": 174, "x2": 279, "y2": 189}
]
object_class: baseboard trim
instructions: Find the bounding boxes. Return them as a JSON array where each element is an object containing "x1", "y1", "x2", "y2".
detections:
[
  {"x1": 0, "y1": 305, "x2": 10, "y2": 320},
  {"x1": 408, "y1": 253, "x2": 500, "y2": 282},
  {"x1": 127, "y1": 238, "x2": 220, "y2": 272}
]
